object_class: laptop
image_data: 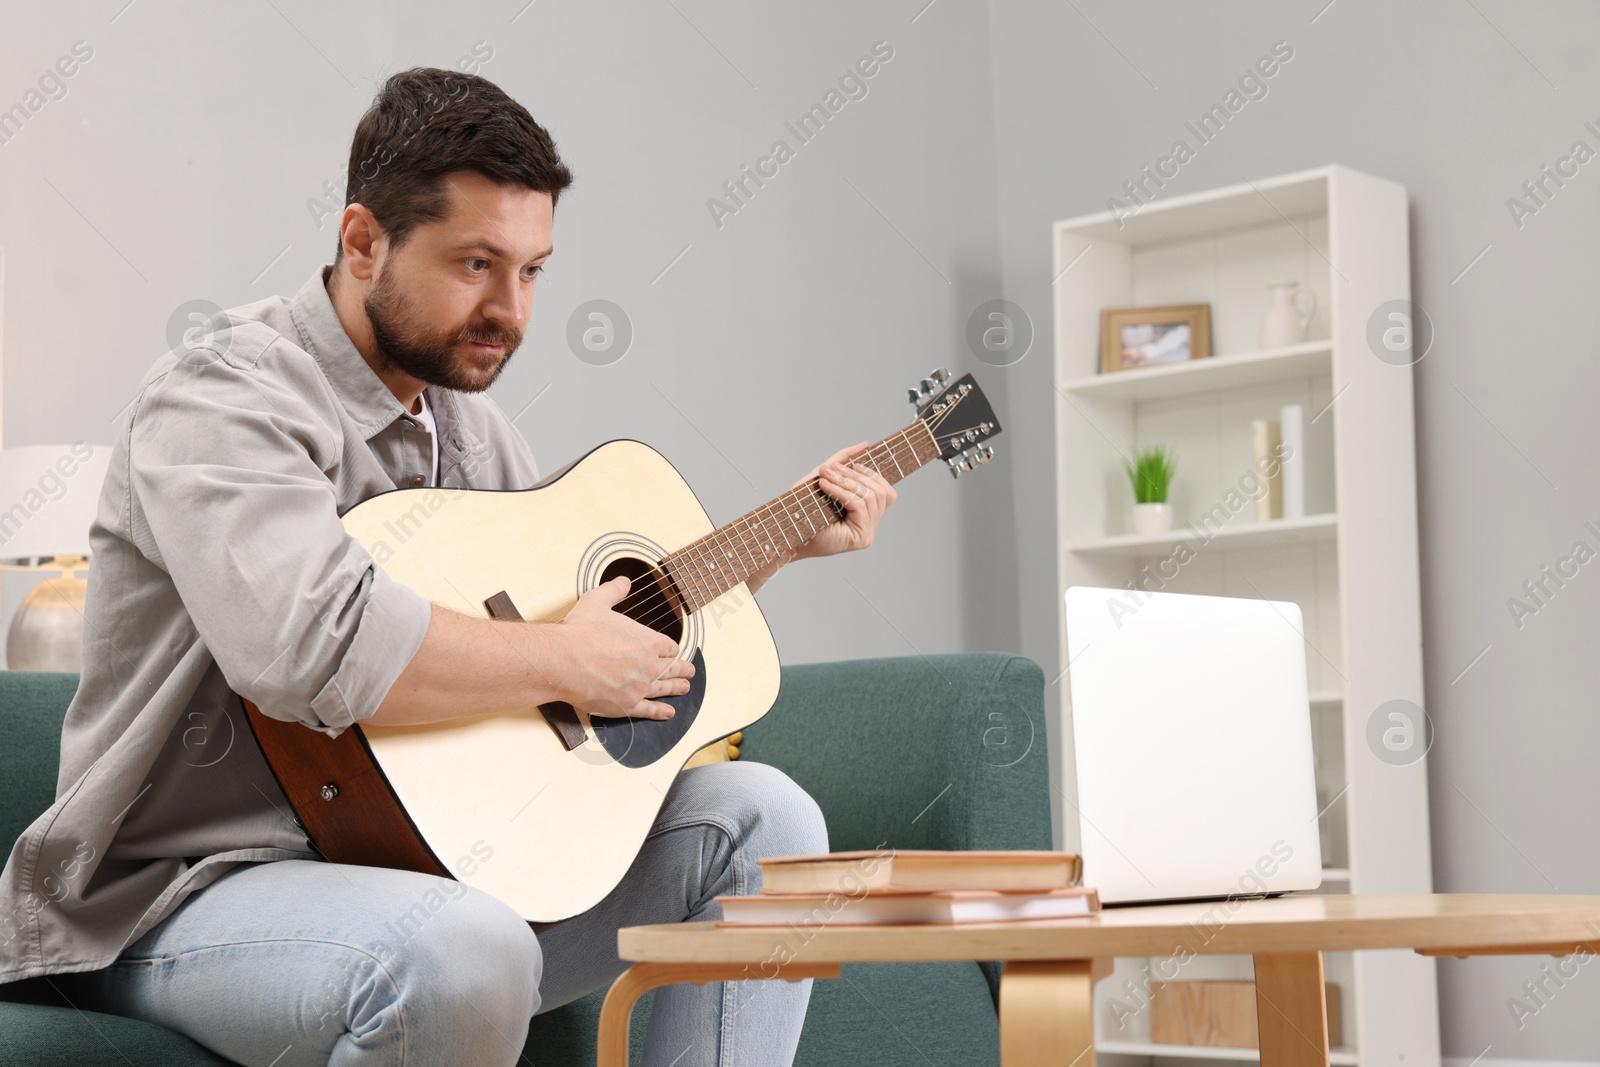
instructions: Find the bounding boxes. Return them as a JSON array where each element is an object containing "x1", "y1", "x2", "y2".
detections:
[{"x1": 1063, "y1": 586, "x2": 1324, "y2": 905}]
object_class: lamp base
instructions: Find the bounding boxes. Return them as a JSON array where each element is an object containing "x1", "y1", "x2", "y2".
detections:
[{"x1": 7, "y1": 575, "x2": 87, "y2": 671}]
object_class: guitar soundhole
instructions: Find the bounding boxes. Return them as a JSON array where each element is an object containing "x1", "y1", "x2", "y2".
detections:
[
  {"x1": 599, "y1": 557, "x2": 684, "y2": 642},
  {"x1": 588, "y1": 556, "x2": 705, "y2": 769}
]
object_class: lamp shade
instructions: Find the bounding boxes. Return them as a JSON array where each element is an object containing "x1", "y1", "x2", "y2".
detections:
[{"x1": 0, "y1": 444, "x2": 112, "y2": 568}]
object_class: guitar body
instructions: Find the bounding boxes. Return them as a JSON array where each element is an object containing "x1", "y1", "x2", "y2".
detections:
[
  {"x1": 243, "y1": 371, "x2": 1000, "y2": 927},
  {"x1": 248, "y1": 439, "x2": 780, "y2": 924}
]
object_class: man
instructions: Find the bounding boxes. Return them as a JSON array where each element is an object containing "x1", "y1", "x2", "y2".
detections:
[{"x1": 0, "y1": 67, "x2": 897, "y2": 1067}]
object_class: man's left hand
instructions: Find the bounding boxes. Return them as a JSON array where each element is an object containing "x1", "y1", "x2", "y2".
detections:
[
  {"x1": 746, "y1": 442, "x2": 898, "y2": 592},
  {"x1": 796, "y1": 441, "x2": 897, "y2": 559}
]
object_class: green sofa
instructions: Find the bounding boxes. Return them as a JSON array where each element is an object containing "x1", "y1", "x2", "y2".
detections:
[{"x1": 0, "y1": 652, "x2": 1051, "y2": 1066}]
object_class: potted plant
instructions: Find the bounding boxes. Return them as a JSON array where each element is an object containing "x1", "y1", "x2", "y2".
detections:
[{"x1": 1124, "y1": 445, "x2": 1176, "y2": 535}]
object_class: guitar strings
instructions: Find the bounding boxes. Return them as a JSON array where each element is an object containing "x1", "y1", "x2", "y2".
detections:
[
  {"x1": 599, "y1": 398, "x2": 974, "y2": 636},
  {"x1": 666, "y1": 428, "x2": 921, "y2": 608},
  {"x1": 645, "y1": 432, "x2": 918, "y2": 617},
  {"x1": 652, "y1": 395, "x2": 974, "y2": 622},
  {"x1": 606, "y1": 423, "x2": 973, "y2": 641},
  {"x1": 630, "y1": 420, "x2": 946, "y2": 630},
  {"x1": 592, "y1": 396, "x2": 978, "y2": 639}
]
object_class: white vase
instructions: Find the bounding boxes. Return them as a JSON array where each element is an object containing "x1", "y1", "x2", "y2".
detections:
[
  {"x1": 1259, "y1": 280, "x2": 1317, "y2": 349},
  {"x1": 1131, "y1": 502, "x2": 1173, "y2": 536}
]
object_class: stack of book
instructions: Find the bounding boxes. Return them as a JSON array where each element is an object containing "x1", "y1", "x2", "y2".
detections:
[{"x1": 714, "y1": 849, "x2": 1099, "y2": 926}]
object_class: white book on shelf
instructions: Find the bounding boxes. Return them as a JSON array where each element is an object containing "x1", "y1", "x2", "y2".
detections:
[
  {"x1": 1280, "y1": 402, "x2": 1306, "y2": 519},
  {"x1": 1305, "y1": 401, "x2": 1337, "y2": 515}
]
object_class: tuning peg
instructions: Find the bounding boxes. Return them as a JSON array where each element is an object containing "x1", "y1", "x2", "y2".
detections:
[
  {"x1": 931, "y1": 369, "x2": 951, "y2": 384},
  {"x1": 919, "y1": 377, "x2": 938, "y2": 396},
  {"x1": 907, "y1": 388, "x2": 921, "y2": 405},
  {"x1": 946, "y1": 456, "x2": 963, "y2": 478},
  {"x1": 976, "y1": 444, "x2": 994, "y2": 463}
]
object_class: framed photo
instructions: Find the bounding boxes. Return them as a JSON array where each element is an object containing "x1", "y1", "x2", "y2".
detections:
[{"x1": 1100, "y1": 303, "x2": 1212, "y2": 373}]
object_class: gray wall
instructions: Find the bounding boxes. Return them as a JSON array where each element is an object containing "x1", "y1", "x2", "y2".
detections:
[
  {"x1": 0, "y1": 0, "x2": 1013, "y2": 667},
  {"x1": 986, "y1": 0, "x2": 1600, "y2": 1061},
  {"x1": 5, "y1": 0, "x2": 1600, "y2": 1060}
]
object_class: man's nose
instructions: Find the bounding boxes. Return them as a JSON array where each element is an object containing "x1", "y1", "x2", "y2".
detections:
[{"x1": 480, "y1": 273, "x2": 529, "y2": 329}]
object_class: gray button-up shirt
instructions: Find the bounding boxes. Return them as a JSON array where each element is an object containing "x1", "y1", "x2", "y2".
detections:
[{"x1": 0, "y1": 265, "x2": 540, "y2": 982}]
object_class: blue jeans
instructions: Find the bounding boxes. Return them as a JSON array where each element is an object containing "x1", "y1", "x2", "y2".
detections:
[{"x1": 68, "y1": 760, "x2": 830, "y2": 1067}]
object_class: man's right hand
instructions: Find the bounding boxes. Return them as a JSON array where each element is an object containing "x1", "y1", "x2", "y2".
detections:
[{"x1": 555, "y1": 575, "x2": 694, "y2": 721}]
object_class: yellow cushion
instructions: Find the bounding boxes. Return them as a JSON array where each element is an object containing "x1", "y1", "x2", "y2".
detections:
[{"x1": 681, "y1": 731, "x2": 743, "y2": 770}]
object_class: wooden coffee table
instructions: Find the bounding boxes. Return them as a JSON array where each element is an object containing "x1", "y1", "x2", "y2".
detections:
[{"x1": 600, "y1": 893, "x2": 1600, "y2": 1066}]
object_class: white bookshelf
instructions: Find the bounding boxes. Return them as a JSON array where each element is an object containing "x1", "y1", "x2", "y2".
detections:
[{"x1": 1050, "y1": 166, "x2": 1437, "y2": 1066}]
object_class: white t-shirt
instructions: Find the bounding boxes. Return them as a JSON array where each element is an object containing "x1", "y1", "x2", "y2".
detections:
[{"x1": 413, "y1": 391, "x2": 440, "y2": 486}]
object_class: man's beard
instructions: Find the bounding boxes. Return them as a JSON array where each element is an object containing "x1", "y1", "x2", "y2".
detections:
[{"x1": 364, "y1": 263, "x2": 522, "y2": 393}]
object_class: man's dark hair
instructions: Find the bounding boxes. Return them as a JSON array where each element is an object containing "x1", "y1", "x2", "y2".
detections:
[{"x1": 335, "y1": 67, "x2": 573, "y2": 262}]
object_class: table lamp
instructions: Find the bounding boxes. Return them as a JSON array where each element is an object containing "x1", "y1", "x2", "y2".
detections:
[{"x1": 0, "y1": 443, "x2": 112, "y2": 671}]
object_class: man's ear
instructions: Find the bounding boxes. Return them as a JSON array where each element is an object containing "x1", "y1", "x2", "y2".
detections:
[{"x1": 337, "y1": 203, "x2": 385, "y2": 282}]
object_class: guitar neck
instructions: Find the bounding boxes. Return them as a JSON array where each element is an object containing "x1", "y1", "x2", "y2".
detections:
[{"x1": 662, "y1": 419, "x2": 943, "y2": 612}]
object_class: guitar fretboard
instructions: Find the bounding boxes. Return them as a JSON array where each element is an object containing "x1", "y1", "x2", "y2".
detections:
[{"x1": 662, "y1": 420, "x2": 942, "y2": 612}]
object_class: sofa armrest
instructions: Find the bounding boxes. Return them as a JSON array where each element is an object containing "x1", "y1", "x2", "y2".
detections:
[
  {"x1": 0, "y1": 672, "x2": 80, "y2": 851},
  {"x1": 740, "y1": 652, "x2": 1052, "y2": 856}
]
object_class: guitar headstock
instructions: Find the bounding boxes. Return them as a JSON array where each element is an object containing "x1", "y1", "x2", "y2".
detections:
[{"x1": 909, "y1": 369, "x2": 1003, "y2": 477}]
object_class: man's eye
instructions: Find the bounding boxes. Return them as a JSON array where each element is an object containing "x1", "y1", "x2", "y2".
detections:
[
  {"x1": 525, "y1": 264, "x2": 545, "y2": 280},
  {"x1": 466, "y1": 258, "x2": 489, "y2": 272}
]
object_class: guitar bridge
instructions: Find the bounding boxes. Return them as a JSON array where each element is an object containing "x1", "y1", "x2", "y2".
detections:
[{"x1": 484, "y1": 590, "x2": 588, "y2": 751}]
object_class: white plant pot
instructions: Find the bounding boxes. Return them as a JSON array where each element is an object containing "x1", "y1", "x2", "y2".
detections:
[{"x1": 1131, "y1": 502, "x2": 1173, "y2": 536}]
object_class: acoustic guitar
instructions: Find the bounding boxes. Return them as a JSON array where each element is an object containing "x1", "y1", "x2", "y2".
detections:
[{"x1": 243, "y1": 368, "x2": 1000, "y2": 924}]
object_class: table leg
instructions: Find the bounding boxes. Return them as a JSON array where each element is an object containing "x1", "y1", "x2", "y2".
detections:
[
  {"x1": 998, "y1": 960, "x2": 1095, "y2": 1067},
  {"x1": 1253, "y1": 951, "x2": 1329, "y2": 1067},
  {"x1": 597, "y1": 960, "x2": 840, "y2": 1067}
]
